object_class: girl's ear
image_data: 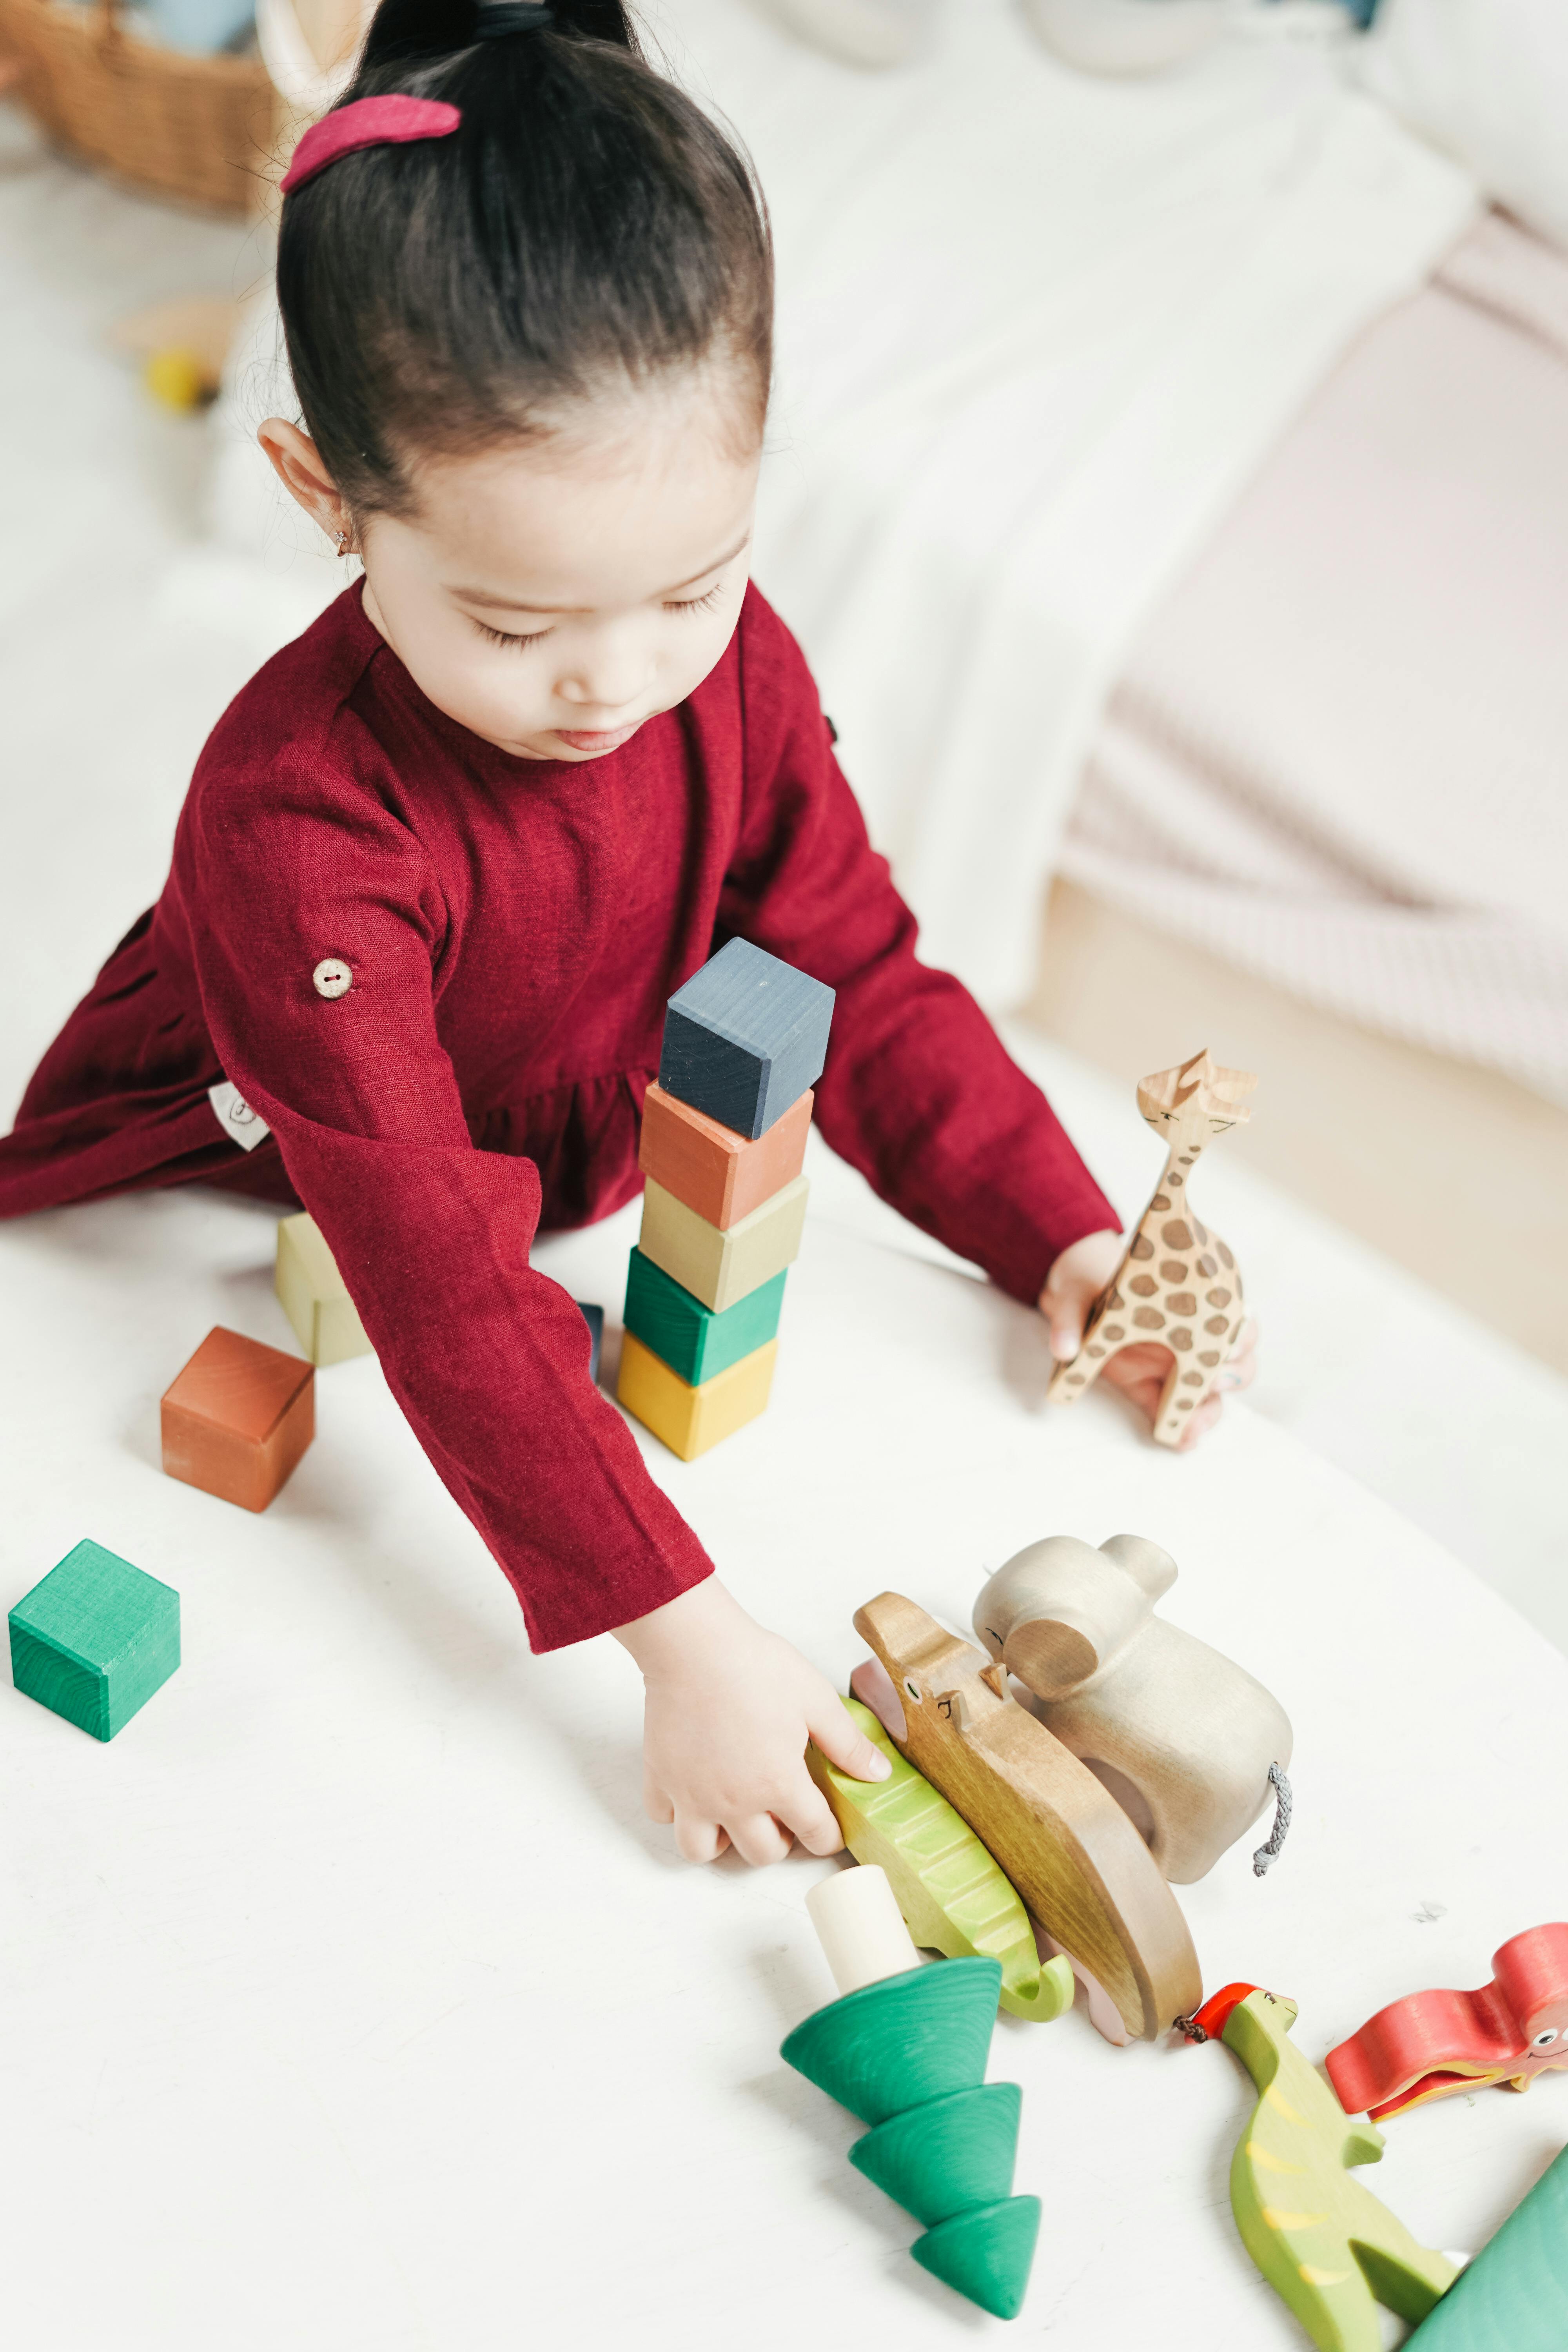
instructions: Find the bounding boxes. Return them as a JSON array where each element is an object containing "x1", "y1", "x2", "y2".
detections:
[{"x1": 258, "y1": 418, "x2": 353, "y2": 547}]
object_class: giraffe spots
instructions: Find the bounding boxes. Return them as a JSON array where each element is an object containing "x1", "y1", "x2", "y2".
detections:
[
  {"x1": 1066, "y1": 1372, "x2": 1084, "y2": 1385},
  {"x1": 1205, "y1": 1315, "x2": 1230, "y2": 1335},
  {"x1": 1206, "y1": 1287, "x2": 1232, "y2": 1308},
  {"x1": 1166, "y1": 1172, "x2": 1184, "y2": 1189},
  {"x1": 1168, "y1": 1292, "x2": 1197, "y2": 1316},
  {"x1": 1168, "y1": 1328, "x2": 1193, "y2": 1352},
  {"x1": 1160, "y1": 1260, "x2": 1188, "y2": 1283},
  {"x1": 1132, "y1": 1307, "x2": 1165, "y2": 1330},
  {"x1": 1131, "y1": 1234, "x2": 1154, "y2": 1260},
  {"x1": 1161, "y1": 1220, "x2": 1194, "y2": 1250},
  {"x1": 1130, "y1": 1276, "x2": 1158, "y2": 1298},
  {"x1": 1175, "y1": 1398, "x2": 1193, "y2": 1412},
  {"x1": 1197, "y1": 1253, "x2": 1218, "y2": 1278},
  {"x1": 1151, "y1": 1194, "x2": 1172, "y2": 1211},
  {"x1": 1218, "y1": 1240, "x2": 1234, "y2": 1269},
  {"x1": 1180, "y1": 1371, "x2": 1204, "y2": 1388},
  {"x1": 1086, "y1": 1345, "x2": 1105, "y2": 1359},
  {"x1": 1103, "y1": 1324, "x2": 1126, "y2": 1341},
  {"x1": 1178, "y1": 1153, "x2": 1196, "y2": 1163},
  {"x1": 1198, "y1": 1350, "x2": 1221, "y2": 1367},
  {"x1": 1194, "y1": 1220, "x2": 1210, "y2": 1245},
  {"x1": 1107, "y1": 1289, "x2": 1125, "y2": 1310}
]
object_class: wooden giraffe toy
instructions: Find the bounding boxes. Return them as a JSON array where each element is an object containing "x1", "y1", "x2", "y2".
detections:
[
  {"x1": 1194, "y1": 1983, "x2": 1457, "y2": 2352},
  {"x1": 1048, "y1": 1049, "x2": 1255, "y2": 1446}
]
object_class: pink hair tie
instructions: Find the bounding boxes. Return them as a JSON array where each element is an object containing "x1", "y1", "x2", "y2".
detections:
[{"x1": 281, "y1": 96, "x2": 463, "y2": 196}]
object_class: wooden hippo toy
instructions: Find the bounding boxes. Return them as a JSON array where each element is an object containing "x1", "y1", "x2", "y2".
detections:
[
  {"x1": 851, "y1": 1590, "x2": 1201, "y2": 2041},
  {"x1": 973, "y1": 1534, "x2": 1292, "y2": 1885}
]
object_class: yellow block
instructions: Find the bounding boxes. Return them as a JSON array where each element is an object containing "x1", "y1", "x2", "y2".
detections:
[
  {"x1": 275, "y1": 1211, "x2": 374, "y2": 1367},
  {"x1": 638, "y1": 1174, "x2": 809, "y2": 1313},
  {"x1": 617, "y1": 1332, "x2": 778, "y2": 1461}
]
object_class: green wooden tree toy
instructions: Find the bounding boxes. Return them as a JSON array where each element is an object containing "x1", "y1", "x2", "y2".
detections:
[
  {"x1": 780, "y1": 1865, "x2": 1041, "y2": 2320},
  {"x1": 1406, "y1": 2143, "x2": 1568, "y2": 2349},
  {"x1": 1192, "y1": 1982, "x2": 1456, "y2": 2352},
  {"x1": 807, "y1": 1697, "x2": 1076, "y2": 2022}
]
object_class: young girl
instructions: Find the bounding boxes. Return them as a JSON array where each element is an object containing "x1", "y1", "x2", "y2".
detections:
[{"x1": 1, "y1": 0, "x2": 1249, "y2": 1866}]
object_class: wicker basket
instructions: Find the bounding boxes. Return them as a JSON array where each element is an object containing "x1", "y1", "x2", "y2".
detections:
[{"x1": 0, "y1": 0, "x2": 278, "y2": 214}]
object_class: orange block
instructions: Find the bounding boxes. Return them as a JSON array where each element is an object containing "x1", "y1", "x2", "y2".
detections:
[
  {"x1": 161, "y1": 1326, "x2": 315, "y2": 1514},
  {"x1": 639, "y1": 1082, "x2": 813, "y2": 1230}
]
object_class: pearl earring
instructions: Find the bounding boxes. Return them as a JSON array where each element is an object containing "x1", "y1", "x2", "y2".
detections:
[{"x1": 334, "y1": 529, "x2": 350, "y2": 554}]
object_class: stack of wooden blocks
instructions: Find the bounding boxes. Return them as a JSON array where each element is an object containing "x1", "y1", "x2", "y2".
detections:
[{"x1": 617, "y1": 938, "x2": 834, "y2": 1461}]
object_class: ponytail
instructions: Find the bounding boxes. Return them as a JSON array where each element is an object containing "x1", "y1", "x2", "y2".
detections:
[
  {"x1": 356, "y1": 0, "x2": 633, "y2": 69},
  {"x1": 277, "y1": 0, "x2": 772, "y2": 517}
]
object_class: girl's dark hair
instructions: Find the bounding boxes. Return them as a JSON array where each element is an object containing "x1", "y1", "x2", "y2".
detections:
[{"x1": 277, "y1": 0, "x2": 773, "y2": 516}]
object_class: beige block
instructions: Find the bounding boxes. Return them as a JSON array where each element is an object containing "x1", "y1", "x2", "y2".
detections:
[
  {"x1": 274, "y1": 1211, "x2": 374, "y2": 1367},
  {"x1": 638, "y1": 1174, "x2": 809, "y2": 1314}
]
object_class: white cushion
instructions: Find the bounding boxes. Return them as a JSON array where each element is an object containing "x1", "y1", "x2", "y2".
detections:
[{"x1": 1361, "y1": 0, "x2": 1568, "y2": 249}]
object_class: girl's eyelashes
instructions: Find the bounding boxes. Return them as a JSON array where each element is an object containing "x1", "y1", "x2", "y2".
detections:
[
  {"x1": 470, "y1": 576, "x2": 728, "y2": 647},
  {"x1": 666, "y1": 580, "x2": 726, "y2": 615},
  {"x1": 474, "y1": 620, "x2": 552, "y2": 652}
]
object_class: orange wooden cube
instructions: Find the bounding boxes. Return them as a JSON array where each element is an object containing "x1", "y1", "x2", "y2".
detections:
[
  {"x1": 160, "y1": 1326, "x2": 315, "y2": 1514},
  {"x1": 638, "y1": 1082, "x2": 813, "y2": 1231}
]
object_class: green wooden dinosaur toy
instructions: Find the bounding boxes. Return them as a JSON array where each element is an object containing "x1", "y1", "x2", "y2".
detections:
[
  {"x1": 808, "y1": 1696, "x2": 1075, "y2": 2022},
  {"x1": 1194, "y1": 1983, "x2": 1457, "y2": 2352}
]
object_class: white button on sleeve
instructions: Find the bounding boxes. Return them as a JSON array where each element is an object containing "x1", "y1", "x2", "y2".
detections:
[{"x1": 312, "y1": 957, "x2": 352, "y2": 1000}]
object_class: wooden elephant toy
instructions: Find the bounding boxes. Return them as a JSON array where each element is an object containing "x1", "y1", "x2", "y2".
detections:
[{"x1": 973, "y1": 1534, "x2": 1292, "y2": 1885}]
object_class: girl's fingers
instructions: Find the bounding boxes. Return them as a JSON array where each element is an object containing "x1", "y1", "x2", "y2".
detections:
[
  {"x1": 1044, "y1": 1299, "x2": 1083, "y2": 1362},
  {"x1": 809, "y1": 1703, "x2": 892, "y2": 1784},
  {"x1": 675, "y1": 1813, "x2": 728, "y2": 1864},
  {"x1": 643, "y1": 1768, "x2": 675, "y2": 1826},
  {"x1": 1223, "y1": 1320, "x2": 1259, "y2": 1390},
  {"x1": 776, "y1": 1774, "x2": 846, "y2": 1859},
  {"x1": 726, "y1": 1814, "x2": 793, "y2": 1868}
]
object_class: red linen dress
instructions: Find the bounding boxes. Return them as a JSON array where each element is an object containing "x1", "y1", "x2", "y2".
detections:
[{"x1": 0, "y1": 583, "x2": 1116, "y2": 1649}]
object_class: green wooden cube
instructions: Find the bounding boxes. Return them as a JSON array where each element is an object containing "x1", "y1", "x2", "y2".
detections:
[
  {"x1": 623, "y1": 1247, "x2": 787, "y2": 1386},
  {"x1": 9, "y1": 1539, "x2": 180, "y2": 1742}
]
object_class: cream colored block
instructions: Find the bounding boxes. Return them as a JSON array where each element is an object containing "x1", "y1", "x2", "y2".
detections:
[
  {"x1": 637, "y1": 1174, "x2": 809, "y2": 1314},
  {"x1": 805, "y1": 1866, "x2": 922, "y2": 1998},
  {"x1": 274, "y1": 1211, "x2": 373, "y2": 1366},
  {"x1": 615, "y1": 1333, "x2": 777, "y2": 1461}
]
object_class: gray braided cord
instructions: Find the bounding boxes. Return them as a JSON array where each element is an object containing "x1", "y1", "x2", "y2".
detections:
[{"x1": 1252, "y1": 1761, "x2": 1292, "y2": 1877}]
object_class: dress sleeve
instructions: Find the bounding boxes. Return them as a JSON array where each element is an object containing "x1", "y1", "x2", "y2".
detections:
[
  {"x1": 724, "y1": 593, "x2": 1119, "y2": 1305},
  {"x1": 186, "y1": 742, "x2": 712, "y2": 1652}
]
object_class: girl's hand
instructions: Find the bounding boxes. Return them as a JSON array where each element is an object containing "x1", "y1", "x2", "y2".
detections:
[
  {"x1": 1039, "y1": 1229, "x2": 1257, "y2": 1451},
  {"x1": 613, "y1": 1578, "x2": 890, "y2": 1866}
]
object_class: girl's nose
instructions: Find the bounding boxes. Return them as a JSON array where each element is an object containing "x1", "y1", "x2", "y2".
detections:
[{"x1": 556, "y1": 636, "x2": 654, "y2": 714}]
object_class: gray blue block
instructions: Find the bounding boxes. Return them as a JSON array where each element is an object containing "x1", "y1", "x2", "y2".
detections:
[
  {"x1": 658, "y1": 938, "x2": 835, "y2": 1140},
  {"x1": 576, "y1": 1301, "x2": 604, "y2": 1383}
]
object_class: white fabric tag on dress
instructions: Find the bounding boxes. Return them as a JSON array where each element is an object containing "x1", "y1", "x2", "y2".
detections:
[{"x1": 208, "y1": 1079, "x2": 271, "y2": 1152}]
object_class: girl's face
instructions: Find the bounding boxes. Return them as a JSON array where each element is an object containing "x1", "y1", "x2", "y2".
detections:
[{"x1": 260, "y1": 370, "x2": 761, "y2": 763}]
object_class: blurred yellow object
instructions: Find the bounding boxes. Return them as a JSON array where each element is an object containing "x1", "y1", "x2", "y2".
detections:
[
  {"x1": 143, "y1": 347, "x2": 216, "y2": 412},
  {"x1": 112, "y1": 299, "x2": 238, "y2": 412}
]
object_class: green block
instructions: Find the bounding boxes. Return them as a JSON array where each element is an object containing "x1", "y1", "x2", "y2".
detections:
[
  {"x1": 622, "y1": 1247, "x2": 786, "y2": 1386},
  {"x1": 9, "y1": 1539, "x2": 180, "y2": 1741},
  {"x1": 912, "y1": 2195, "x2": 1042, "y2": 2321},
  {"x1": 780, "y1": 1956, "x2": 1002, "y2": 2127},
  {"x1": 1408, "y1": 2146, "x2": 1568, "y2": 2350},
  {"x1": 851, "y1": 2082, "x2": 1020, "y2": 2225}
]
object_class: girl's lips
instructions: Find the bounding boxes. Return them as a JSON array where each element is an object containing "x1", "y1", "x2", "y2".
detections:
[{"x1": 553, "y1": 722, "x2": 640, "y2": 754}]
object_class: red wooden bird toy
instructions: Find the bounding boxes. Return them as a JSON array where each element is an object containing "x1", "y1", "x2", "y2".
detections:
[{"x1": 1326, "y1": 1923, "x2": 1568, "y2": 2121}]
